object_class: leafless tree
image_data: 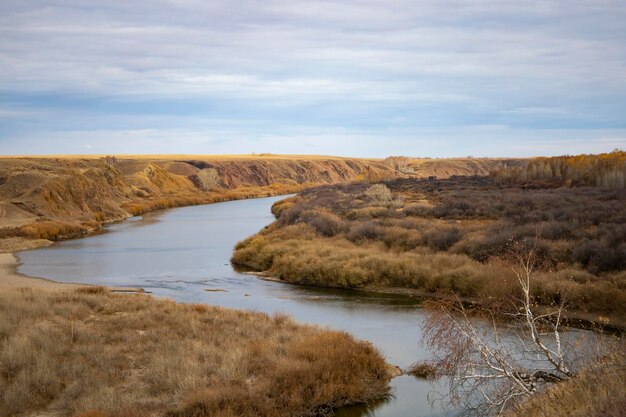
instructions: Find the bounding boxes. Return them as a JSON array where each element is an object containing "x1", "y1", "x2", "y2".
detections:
[
  {"x1": 103, "y1": 155, "x2": 118, "y2": 165},
  {"x1": 422, "y1": 239, "x2": 582, "y2": 416}
]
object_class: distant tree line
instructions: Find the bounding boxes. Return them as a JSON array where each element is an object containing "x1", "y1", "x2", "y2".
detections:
[{"x1": 491, "y1": 150, "x2": 626, "y2": 188}]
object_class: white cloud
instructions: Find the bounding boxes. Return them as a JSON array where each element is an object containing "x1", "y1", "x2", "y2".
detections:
[{"x1": 0, "y1": 0, "x2": 625, "y2": 155}]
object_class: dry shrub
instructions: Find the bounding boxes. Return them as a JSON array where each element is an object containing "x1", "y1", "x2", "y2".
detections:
[
  {"x1": 350, "y1": 206, "x2": 390, "y2": 219},
  {"x1": 0, "y1": 289, "x2": 389, "y2": 417},
  {"x1": 421, "y1": 227, "x2": 462, "y2": 251},
  {"x1": 301, "y1": 209, "x2": 345, "y2": 237},
  {"x1": 195, "y1": 168, "x2": 220, "y2": 191},
  {"x1": 19, "y1": 221, "x2": 89, "y2": 241},
  {"x1": 364, "y1": 184, "x2": 392, "y2": 205},
  {"x1": 347, "y1": 221, "x2": 382, "y2": 242},
  {"x1": 74, "y1": 286, "x2": 109, "y2": 295},
  {"x1": 505, "y1": 351, "x2": 626, "y2": 417},
  {"x1": 403, "y1": 203, "x2": 432, "y2": 217},
  {"x1": 234, "y1": 235, "x2": 494, "y2": 294},
  {"x1": 406, "y1": 362, "x2": 439, "y2": 380}
]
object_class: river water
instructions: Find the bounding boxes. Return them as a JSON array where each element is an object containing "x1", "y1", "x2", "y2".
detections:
[{"x1": 18, "y1": 195, "x2": 454, "y2": 416}]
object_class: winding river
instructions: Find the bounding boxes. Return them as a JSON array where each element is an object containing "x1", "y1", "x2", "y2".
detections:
[{"x1": 18, "y1": 195, "x2": 453, "y2": 416}]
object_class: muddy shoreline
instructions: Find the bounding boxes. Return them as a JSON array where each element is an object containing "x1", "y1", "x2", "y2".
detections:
[{"x1": 0, "y1": 252, "x2": 144, "y2": 293}]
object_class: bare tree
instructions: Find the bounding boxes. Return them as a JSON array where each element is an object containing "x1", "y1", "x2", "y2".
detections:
[
  {"x1": 102, "y1": 155, "x2": 118, "y2": 165},
  {"x1": 422, "y1": 239, "x2": 580, "y2": 416}
]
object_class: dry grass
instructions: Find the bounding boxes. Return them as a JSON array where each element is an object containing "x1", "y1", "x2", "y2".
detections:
[
  {"x1": 232, "y1": 228, "x2": 504, "y2": 296},
  {"x1": 121, "y1": 183, "x2": 310, "y2": 217},
  {"x1": 0, "y1": 288, "x2": 390, "y2": 417},
  {"x1": 232, "y1": 178, "x2": 626, "y2": 323},
  {"x1": 506, "y1": 351, "x2": 626, "y2": 417}
]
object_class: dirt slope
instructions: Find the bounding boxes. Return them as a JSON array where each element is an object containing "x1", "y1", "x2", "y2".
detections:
[
  {"x1": 0, "y1": 154, "x2": 518, "y2": 250},
  {"x1": 0, "y1": 155, "x2": 395, "y2": 248}
]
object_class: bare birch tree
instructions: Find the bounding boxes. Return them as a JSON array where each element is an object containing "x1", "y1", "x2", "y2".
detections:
[{"x1": 422, "y1": 238, "x2": 581, "y2": 416}]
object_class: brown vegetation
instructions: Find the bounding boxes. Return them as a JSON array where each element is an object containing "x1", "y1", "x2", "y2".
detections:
[
  {"x1": 0, "y1": 288, "x2": 390, "y2": 417},
  {"x1": 232, "y1": 175, "x2": 626, "y2": 325},
  {"x1": 0, "y1": 156, "x2": 396, "y2": 248},
  {"x1": 491, "y1": 149, "x2": 626, "y2": 188},
  {"x1": 406, "y1": 362, "x2": 439, "y2": 380},
  {"x1": 383, "y1": 156, "x2": 525, "y2": 178},
  {"x1": 506, "y1": 351, "x2": 626, "y2": 417},
  {"x1": 0, "y1": 155, "x2": 534, "y2": 250}
]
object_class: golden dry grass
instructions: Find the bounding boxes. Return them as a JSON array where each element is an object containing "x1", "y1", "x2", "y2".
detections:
[
  {"x1": 506, "y1": 351, "x2": 626, "y2": 417},
  {"x1": 0, "y1": 288, "x2": 390, "y2": 417}
]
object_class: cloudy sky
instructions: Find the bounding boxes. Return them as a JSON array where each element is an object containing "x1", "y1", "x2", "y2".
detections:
[{"x1": 1, "y1": 0, "x2": 625, "y2": 157}]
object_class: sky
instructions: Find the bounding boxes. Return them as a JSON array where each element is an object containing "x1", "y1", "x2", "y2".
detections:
[{"x1": 1, "y1": 0, "x2": 625, "y2": 157}]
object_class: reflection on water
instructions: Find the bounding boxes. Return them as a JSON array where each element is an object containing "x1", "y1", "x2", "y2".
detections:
[{"x1": 18, "y1": 195, "x2": 455, "y2": 416}]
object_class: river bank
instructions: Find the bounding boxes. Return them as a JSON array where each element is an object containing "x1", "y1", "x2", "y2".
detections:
[
  {"x1": 0, "y1": 252, "x2": 144, "y2": 293},
  {"x1": 13, "y1": 194, "x2": 624, "y2": 417},
  {"x1": 14, "y1": 195, "x2": 445, "y2": 417},
  {"x1": 231, "y1": 179, "x2": 626, "y2": 331},
  {"x1": 247, "y1": 270, "x2": 626, "y2": 333},
  {"x1": 0, "y1": 286, "x2": 392, "y2": 417}
]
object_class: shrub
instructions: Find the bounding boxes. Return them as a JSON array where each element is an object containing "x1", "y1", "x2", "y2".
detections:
[
  {"x1": 364, "y1": 184, "x2": 392, "y2": 205},
  {"x1": 573, "y1": 240, "x2": 625, "y2": 273},
  {"x1": 403, "y1": 203, "x2": 432, "y2": 217},
  {"x1": 422, "y1": 228, "x2": 462, "y2": 251},
  {"x1": 301, "y1": 210, "x2": 345, "y2": 237},
  {"x1": 406, "y1": 362, "x2": 439, "y2": 379},
  {"x1": 196, "y1": 168, "x2": 220, "y2": 191},
  {"x1": 347, "y1": 221, "x2": 382, "y2": 242}
]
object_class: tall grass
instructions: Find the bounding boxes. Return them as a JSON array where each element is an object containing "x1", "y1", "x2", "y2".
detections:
[
  {"x1": 0, "y1": 289, "x2": 390, "y2": 417},
  {"x1": 505, "y1": 351, "x2": 626, "y2": 417}
]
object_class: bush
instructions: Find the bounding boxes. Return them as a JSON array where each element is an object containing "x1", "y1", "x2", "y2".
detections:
[
  {"x1": 301, "y1": 210, "x2": 345, "y2": 237},
  {"x1": 196, "y1": 168, "x2": 220, "y2": 191},
  {"x1": 232, "y1": 176, "x2": 626, "y2": 321},
  {"x1": 364, "y1": 184, "x2": 392, "y2": 205},
  {"x1": 347, "y1": 221, "x2": 382, "y2": 242},
  {"x1": 422, "y1": 228, "x2": 462, "y2": 251},
  {"x1": 407, "y1": 362, "x2": 439, "y2": 379},
  {"x1": 573, "y1": 240, "x2": 625, "y2": 273},
  {"x1": 403, "y1": 203, "x2": 432, "y2": 217}
]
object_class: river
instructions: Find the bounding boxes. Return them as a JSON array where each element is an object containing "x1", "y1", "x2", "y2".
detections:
[{"x1": 17, "y1": 195, "x2": 454, "y2": 416}]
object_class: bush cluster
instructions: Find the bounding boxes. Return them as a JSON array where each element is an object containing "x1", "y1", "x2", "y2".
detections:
[{"x1": 232, "y1": 176, "x2": 626, "y2": 320}]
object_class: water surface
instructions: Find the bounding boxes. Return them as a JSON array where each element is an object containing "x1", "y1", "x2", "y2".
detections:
[{"x1": 18, "y1": 196, "x2": 452, "y2": 417}]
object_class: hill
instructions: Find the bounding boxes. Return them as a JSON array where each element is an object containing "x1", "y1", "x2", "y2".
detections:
[{"x1": 0, "y1": 154, "x2": 517, "y2": 251}]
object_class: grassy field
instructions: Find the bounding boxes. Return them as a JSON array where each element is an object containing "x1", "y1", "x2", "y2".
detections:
[
  {"x1": 232, "y1": 176, "x2": 626, "y2": 326},
  {"x1": 0, "y1": 287, "x2": 391, "y2": 417}
]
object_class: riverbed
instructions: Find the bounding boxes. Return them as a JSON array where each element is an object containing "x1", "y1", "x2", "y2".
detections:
[{"x1": 18, "y1": 195, "x2": 453, "y2": 416}]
